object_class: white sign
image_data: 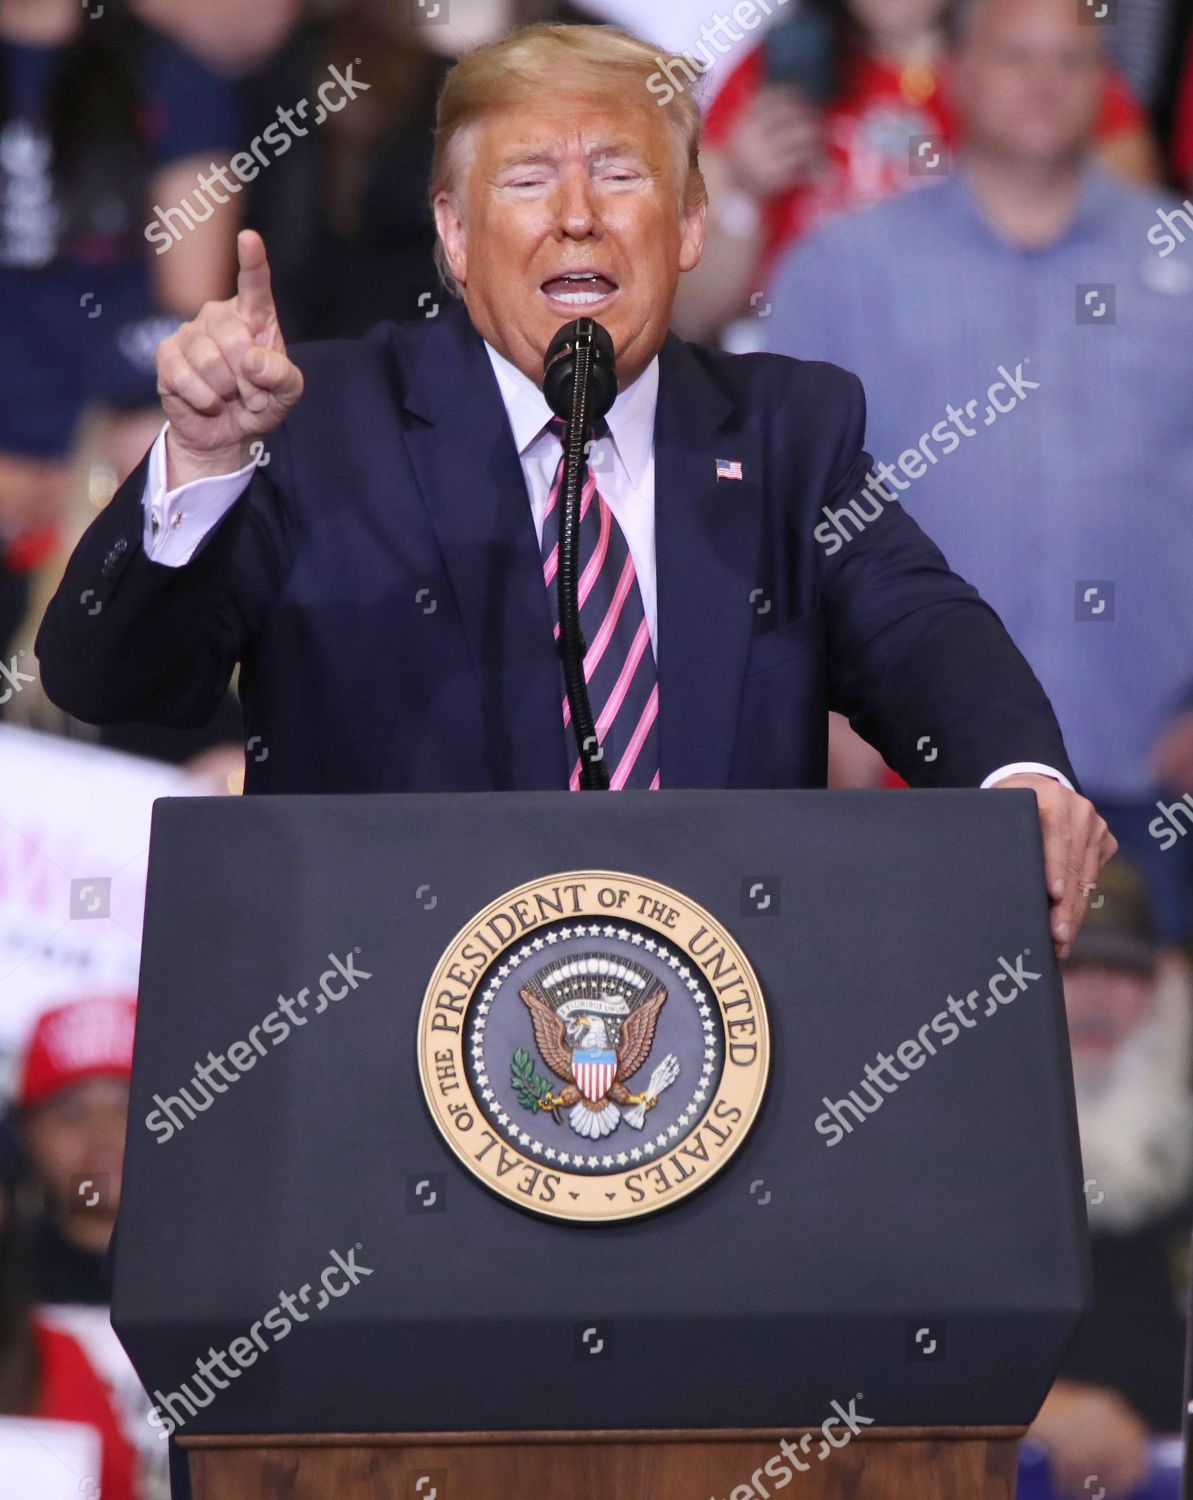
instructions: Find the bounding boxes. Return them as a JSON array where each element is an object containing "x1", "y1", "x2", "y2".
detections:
[
  {"x1": 0, "y1": 726, "x2": 187, "y2": 1099},
  {"x1": 0, "y1": 1415, "x2": 101, "y2": 1500}
]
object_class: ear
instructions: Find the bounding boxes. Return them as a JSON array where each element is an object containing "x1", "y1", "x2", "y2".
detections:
[
  {"x1": 678, "y1": 198, "x2": 706, "y2": 275},
  {"x1": 433, "y1": 192, "x2": 468, "y2": 287}
]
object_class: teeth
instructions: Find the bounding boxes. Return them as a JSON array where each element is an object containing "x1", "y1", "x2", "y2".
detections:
[{"x1": 550, "y1": 290, "x2": 609, "y2": 305}]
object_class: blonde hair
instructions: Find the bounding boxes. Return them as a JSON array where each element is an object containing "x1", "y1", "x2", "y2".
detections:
[{"x1": 430, "y1": 23, "x2": 708, "y2": 296}]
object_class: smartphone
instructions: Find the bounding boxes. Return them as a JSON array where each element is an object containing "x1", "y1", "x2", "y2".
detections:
[{"x1": 763, "y1": 7, "x2": 838, "y2": 104}]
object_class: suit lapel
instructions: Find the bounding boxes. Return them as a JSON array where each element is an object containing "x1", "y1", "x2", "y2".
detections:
[
  {"x1": 399, "y1": 313, "x2": 760, "y2": 791},
  {"x1": 654, "y1": 334, "x2": 762, "y2": 788},
  {"x1": 402, "y1": 307, "x2": 568, "y2": 790}
]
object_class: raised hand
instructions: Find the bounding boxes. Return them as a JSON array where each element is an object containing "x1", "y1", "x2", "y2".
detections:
[{"x1": 157, "y1": 230, "x2": 304, "y2": 485}]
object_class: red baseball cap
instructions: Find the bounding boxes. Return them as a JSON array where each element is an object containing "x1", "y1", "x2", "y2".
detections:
[{"x1": 18, "y1": 995, "x2": 137, "y2": 1111}]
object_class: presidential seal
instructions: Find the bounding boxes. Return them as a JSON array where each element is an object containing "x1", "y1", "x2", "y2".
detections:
[{"x1": 417, "y1": 872, "x2": 769, "y2": 1223}]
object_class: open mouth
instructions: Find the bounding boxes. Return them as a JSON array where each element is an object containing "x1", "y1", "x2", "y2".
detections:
[{"x1": 541, "y1": 271, "x2": 620, "y2": 308}]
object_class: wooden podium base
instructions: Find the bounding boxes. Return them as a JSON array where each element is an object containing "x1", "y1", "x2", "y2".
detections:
[{"x1": 182, "y1": 1425, "x2": 1026, "y2": 1499}]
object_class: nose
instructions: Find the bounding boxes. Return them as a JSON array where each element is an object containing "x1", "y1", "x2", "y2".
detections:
[
  {"x1": 553, "y1": 163, "x2": 602, "y2": 240},
  {"x1": 1021, "y1": 51, "x2": 1077, "y2": 90}
]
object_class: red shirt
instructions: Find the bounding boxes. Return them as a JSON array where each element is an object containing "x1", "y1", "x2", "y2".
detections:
[
  {"x1": 705, "y1": 44, "x2": 1146, "y2": 280},
  {"x1": 30, "y1": 1320, "x2": 138, "y2": 1500}
]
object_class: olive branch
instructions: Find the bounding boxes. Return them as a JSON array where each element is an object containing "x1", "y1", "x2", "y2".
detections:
[{"x1": 511, "y1": 1047, "x2": 553, "y2": 1111}]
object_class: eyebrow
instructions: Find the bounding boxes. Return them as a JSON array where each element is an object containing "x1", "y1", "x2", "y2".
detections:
[{"x1": 496, "y1": 140, "x2": 650, "y2": 173}]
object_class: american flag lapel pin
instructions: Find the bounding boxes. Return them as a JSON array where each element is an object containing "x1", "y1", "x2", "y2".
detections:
[{"x1": 716, "y1": 458, "x2": 744, "y2": 482}]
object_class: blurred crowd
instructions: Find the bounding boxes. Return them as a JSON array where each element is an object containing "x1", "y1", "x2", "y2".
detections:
[{"x1": 3, "y1": 0, "x2": 1193, "y2": 1497}]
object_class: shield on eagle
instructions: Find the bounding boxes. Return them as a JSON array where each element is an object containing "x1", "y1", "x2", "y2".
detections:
[{"x1": 573, "y1": 1046, "x2": 618, "y2": 1104}]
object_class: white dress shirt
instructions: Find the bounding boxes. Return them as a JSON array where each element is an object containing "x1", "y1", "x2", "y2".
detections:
[
  {"x1": 484, "y1": 342, "x2": 659, "y2": 653},
  {"x1": 137, "y1": 338, "x2": 1068, "y2": 791}
]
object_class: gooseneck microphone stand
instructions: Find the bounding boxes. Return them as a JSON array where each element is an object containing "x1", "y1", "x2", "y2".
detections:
[{"x1": 543, "y1": 318, "x2": 618, "y2": 791}]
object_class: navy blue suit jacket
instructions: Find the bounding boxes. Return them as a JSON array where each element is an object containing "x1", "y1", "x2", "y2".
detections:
[{"x1": 37, "y1": 303, "x2": 1074, "y2": 794}]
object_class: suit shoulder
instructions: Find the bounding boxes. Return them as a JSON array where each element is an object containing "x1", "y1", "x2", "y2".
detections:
[
  {"x1": 680, "y1": 339, "x2": 863, "y2": 415},
  {"x1": 270, "y1": 318, "x2": 441, "y2": 455},
  {"x1": 287, "y1": 319, "x2": 409, "y2": 394}
]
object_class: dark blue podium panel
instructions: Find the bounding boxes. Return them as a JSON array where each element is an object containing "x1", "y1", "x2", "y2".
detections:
[{"x1": 114, "y1": 789, "x2": 1087, "y2": 1435}]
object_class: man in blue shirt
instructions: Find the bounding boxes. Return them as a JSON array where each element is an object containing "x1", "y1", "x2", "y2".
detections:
[{"x1": 765, "y1": 0, "x2": 1193, "y2": 956}]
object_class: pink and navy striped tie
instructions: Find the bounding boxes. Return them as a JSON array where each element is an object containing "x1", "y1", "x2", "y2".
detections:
[{"x1": 541, "y1": 416, "x2": 660, "y2": 791}]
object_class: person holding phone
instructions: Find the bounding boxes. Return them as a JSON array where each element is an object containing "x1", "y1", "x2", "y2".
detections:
[{"x1": 673, "y1": 0, "x2": 1156, "y2": 343}]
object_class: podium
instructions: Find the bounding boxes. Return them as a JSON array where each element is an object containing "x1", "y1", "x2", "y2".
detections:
[{"x1": 113, "y1": 789, "x2": 1089, "y2": 1499}]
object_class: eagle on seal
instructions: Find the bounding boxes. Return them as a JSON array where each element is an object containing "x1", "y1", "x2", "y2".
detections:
[{"x1": 519, "y1": 981, "x2": 678, "y2": 1140}]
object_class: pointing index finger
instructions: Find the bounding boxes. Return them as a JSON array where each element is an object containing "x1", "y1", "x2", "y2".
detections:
[{"x1": 235, "y1": 230, "x2": 275, "y2": 331}]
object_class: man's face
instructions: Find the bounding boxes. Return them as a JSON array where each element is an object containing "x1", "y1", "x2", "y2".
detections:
[
  {"x1": 952, "y1": 0, "x2": 1103, "y2": 167},
  {"x1": 23, "y1": 1077, "x2": 129, "y2": 1233},
  {"x1": 435, "y1": 95, "x2": 705, "y2": 390},
  {"x1": 1062, "y1": 962, "x2": 1154, "y2": 1086}
]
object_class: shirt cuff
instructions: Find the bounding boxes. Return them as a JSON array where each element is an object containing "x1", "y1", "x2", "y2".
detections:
[
  {"x1": 141, "y1": 423, "x2": 258, "y2": 568},
  {"x1": 981, "y1": 762, "x2": 1076, "y2": 793}
]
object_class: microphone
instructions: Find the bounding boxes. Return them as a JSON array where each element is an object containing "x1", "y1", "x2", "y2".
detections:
[
  {"x1": 544, "y1": 317, "x2": 617, "y2": 423},
  {"x1": 543, "y1": 319, "x2": 617, "y2": 791}
]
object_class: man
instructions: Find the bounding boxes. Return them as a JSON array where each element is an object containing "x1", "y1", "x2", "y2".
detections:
[
  {"x1": 672, "y1": 0, "x2": 1157, "y2": 346},
  {"x1": 1028, "y1": 861, "x2": 1193, "y2": 1498},
  {"x1": 762, "y1": 0, "x2": 1187, "y2": 955},
  {"x1": 35, "y1": 21, "x2": 1112, "y2": 955}
]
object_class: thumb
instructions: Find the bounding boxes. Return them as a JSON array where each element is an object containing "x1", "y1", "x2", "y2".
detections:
[{"x1": 241, "y1": 347, "x2": 303, "y2": 414}]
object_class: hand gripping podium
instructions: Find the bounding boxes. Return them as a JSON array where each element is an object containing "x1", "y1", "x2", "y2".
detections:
[{"x1": 113, "y1": 789, "x2": 1088, "y2": 1500}]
